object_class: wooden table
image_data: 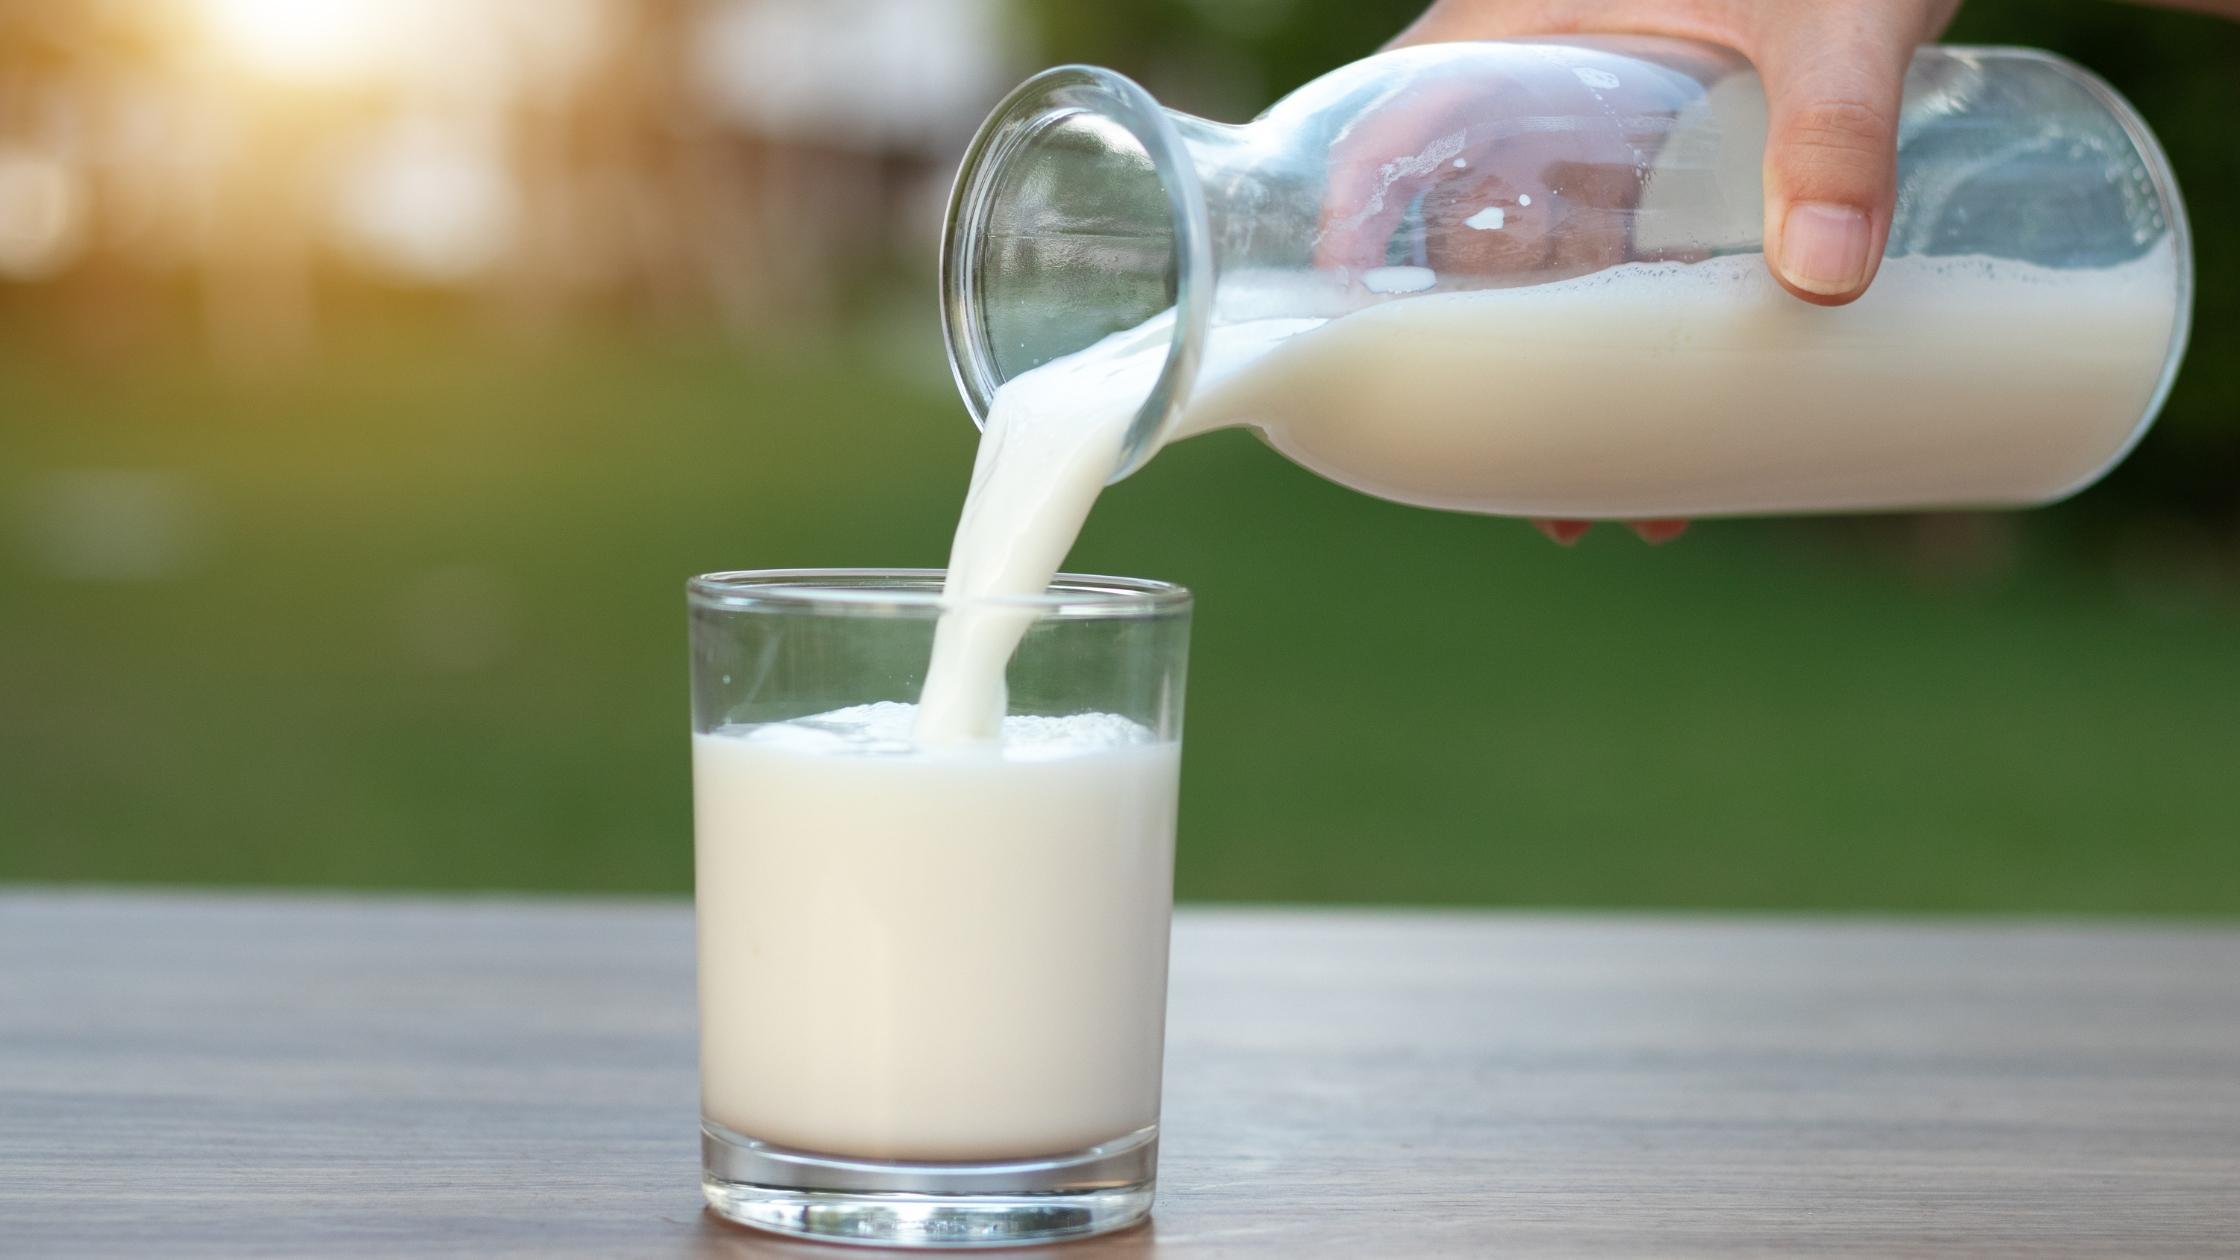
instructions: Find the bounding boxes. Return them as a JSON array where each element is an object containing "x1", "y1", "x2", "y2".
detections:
[{"x1": 5, "y1": 890, "x2": 2238, "y2": 1257}]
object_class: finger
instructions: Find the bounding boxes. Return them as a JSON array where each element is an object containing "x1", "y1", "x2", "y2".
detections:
[
  {"x1": 1749, "y1": 7, "x2": 1914, "y2": 304},
  {"x1": 1320, "y1": 44, "x2": 1715, "y2": 282},
  {"x1": 1628, "y1": 519, "x2": 1691, "y2": 545},
  {"x1": 1328, "y1": 2, "x2": 1554, "y2": 274},
  {"x1": 1312, "y1": 68, "x2": 1606, "y2": 279},
  {"x1": 1533, "y1": 519, "x2": 1593, "y2": 546},
  {"x1": 1312, "y1": 76, "x2": 1485, "y2": 274}
]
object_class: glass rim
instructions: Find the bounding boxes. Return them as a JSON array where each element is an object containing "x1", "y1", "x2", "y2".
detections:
[{"x1": 687, "y1": 568, "x2": 1192, "y2": 617}]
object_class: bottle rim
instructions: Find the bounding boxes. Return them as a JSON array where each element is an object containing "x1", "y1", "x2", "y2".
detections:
[{"x1": 940, "y1": 64, "x2": 1213, "y2": 483}]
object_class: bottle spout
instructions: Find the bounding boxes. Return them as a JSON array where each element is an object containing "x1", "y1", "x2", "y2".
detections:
[{"x1": 941, "y1": 65, "x2": 1214, "y2": 482}]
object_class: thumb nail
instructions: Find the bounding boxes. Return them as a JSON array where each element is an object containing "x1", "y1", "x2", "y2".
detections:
[{"x1": 1777, "y1": 201, "x2": 1872, "y2": 296}]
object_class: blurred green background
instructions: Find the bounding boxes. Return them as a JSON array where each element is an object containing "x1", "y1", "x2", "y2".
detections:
[{"x1": 2, "y1": 0, "x2": 2235, "y2": 912}]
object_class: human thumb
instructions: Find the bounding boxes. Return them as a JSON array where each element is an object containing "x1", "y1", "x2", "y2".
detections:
[{"x1": 1753, "y1": 10, "x2": 1912, "y2": 305}]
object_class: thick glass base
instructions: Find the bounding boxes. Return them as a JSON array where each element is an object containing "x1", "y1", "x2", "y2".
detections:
[{"x1": 701, "y1": 1122, "x2": 1157, "y2": 1249}]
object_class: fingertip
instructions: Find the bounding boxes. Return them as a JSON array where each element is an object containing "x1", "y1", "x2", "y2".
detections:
[
  {"x1": 1774, "y1": 201, "x2": 1874, "y2": 300},
  {"x1": 1534, "y1": 519, "x2": 1592, "y2": 546},
  {"x1": 1630, "y1": 519, "x2": 1691, "y2": 545}
]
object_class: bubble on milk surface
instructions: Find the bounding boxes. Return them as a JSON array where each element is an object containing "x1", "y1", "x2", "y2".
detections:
[
  {"x1": 736, "y1": 701, "x2": 1154, "y2": 758},
  {"x1": 760, "y1": 701, "x2": 920, "y2": 756}
]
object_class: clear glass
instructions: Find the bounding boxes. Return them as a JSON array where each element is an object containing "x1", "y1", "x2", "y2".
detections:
[
  {"x1": 688, "y1": 569, "x2": 1190, "y2": 1248},
  {"x1": 942, "y1": 38, "x2": 2191, "y2": 511}
]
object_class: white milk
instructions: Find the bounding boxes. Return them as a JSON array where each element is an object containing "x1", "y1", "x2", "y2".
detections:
[
  {"x1": 917, "y1": 247, "x2": 2178, "y2": 741},
  {"x1": 1245, "y1": 250, "x2": 2179, "y2": 518},
  {"x1": 695, "y1": 703, "x2": 1178, "y2": 1161},
  {"x1": 915, "y1": 313, "x2": 1315, "y2": 742}
]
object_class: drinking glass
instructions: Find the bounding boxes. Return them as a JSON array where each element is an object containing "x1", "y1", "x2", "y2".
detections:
[{"x1": 689, "y1": 569, "x2": 1191, "y2": 1248}]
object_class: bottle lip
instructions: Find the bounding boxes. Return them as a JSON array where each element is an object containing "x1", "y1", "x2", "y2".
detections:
[{"x1": 940, "y1": 64, "x2": 1213, "y2": 483}]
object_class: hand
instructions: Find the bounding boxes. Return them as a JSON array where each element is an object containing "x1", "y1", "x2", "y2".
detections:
[{"x1": 1393, "y1": 0, "x2": 1962, "y2": 546}]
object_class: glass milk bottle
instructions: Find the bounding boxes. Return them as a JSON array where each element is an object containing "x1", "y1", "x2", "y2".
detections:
[{"x1": 940, "y1": 38, "x2": 2191, "y2": 518}]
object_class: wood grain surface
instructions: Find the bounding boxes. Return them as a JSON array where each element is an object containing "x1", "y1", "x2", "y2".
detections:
[{"x1": 3, "y1": 890, "x2": 2237, "y2": 1257}]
